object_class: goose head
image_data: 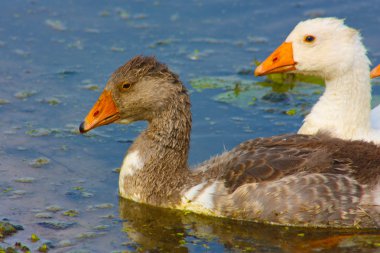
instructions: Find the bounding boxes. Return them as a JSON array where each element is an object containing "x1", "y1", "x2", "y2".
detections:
[
  {"x1": 255, "y1": 18, "x2": 365, "y2": 80},
  {"x1": 371, "y1": 64, "x2": 380, "y2": 79},
  {"x1": 79, "y1": 56, "x2": 184, "y2": 133}
]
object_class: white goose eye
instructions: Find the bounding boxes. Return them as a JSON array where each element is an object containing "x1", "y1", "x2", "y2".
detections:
[{"x1": 303, "y1": 35, "x2": 316, "y2": 43}]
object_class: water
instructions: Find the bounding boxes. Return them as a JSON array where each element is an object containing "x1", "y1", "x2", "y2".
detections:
[{"x1": 0, "y1": 0, "x2": 379, "y2": 252}]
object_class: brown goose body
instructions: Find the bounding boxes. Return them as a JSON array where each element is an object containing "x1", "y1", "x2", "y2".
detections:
[{"x1": 80, "y1": 56, "x2": 380, "y2": 228}]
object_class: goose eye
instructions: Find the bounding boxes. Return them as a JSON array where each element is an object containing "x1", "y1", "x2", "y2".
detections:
[
  {"x1": 121, "y1": 83, "x2": 131, "y2": 91},
  {"x1": 304, "y1": 35, "x2": 316, "y2": 43}
]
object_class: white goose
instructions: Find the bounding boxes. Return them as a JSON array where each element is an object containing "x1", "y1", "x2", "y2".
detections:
[{"x1": 255, "y1": 18, "x2": 380, "y2": 143}]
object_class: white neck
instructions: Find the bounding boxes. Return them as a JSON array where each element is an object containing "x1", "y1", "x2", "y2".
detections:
[{"x1": 298, "y1": 51, "x2": 379, "y2": 142}]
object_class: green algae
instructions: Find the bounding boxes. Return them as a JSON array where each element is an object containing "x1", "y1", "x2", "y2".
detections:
[
  {"x1": 0, "y1": 244, "x2": 29, "y2": 253},
  {"x1": 34, "y1": 212, "x2": 53, "y2": 219},
  {"x1": 81, "y1": 192, "x2": 94, "y2": 198},
  {"x1": 14, "y1": 177, "x2": 35, "y2": 183},
  {"x1": 57, "y1": 239, "x2": 73, "y2": 247},
  {"x1": 187, "y1": 49, "x2": 214, "y2": 61},
  {"x1": 57, "y1": 70, "x2": 78, "y2": 77},
  {"x1": 45, "y1": 19, "x2": 66, "y2": 31},
  {"x1": 115, "y1": 8, "x2": 130, "y2": 19},
  {"x1": 0, "y1": 241, "x2": 51, "y2": 253},
  {"x1": 75, "y1": 232, "x2": 106, "y2": 240},
  {"x1": 191, "y1": 72, "x2": 323, "y2": 93},
  {"x1": 95, "y1": 203, "x2": 114, "y2": 209},
  {"x1": 37, "y1": 244, "x2": 48, "y2": 252},
  {"x1": 99, "y1": 214, "x2": 115, "y2": 219},
  {"x1": 13, "y1": 49, "x2": 30, "y2": 57},
  {"x1": 14, "y1": 91, "x2": 36, "y2": 99},
  {"x1": 10, "y1": 190, "x2": 26, "y2": 196},
  {"x1": 149, "y1": 38, "x2": 175, "y2": 48},
  {"x1": 189, "y1": 75, "x2": 323, "y2": 116},
  {"x1": 25, "y1": 128, "x2": 52, "y2": 137},
  {"x1": 112, "y1": 168, "x2": 121, "y2": 173},
  {"x1": 81, "y1": 84, "x2": 99, "y2": 91},
  {"x1": 0, "y1": 99, "x2": 10, "y2": 105},
  {"x1": 99, "y1": 10, "x2": 110, "y2": 17},
  {"x1": 68, "y1": 40, "x2": 84, "y2": 50},
  {"x1": 45, "y1": 205, "x2": 63, "y2": 212},
  {"x1": 84, "y1": 28, "x2": 100, "y2": 33},
  {"x1": 62, "y1": 210, "x2": 79, "y2": 217},
  {"x1": 93, "y1": 225, "x2": 110, "y2": 231},
  {"x1": 0, "y1": 221, "x2": 18, "y2": 238},
  {"x1": 247, "y1": 36, "x2": 268, "y2": 44},
  {"x1": 286, "y1": 108, "x2": 297, "y2": 116},
  {"x1": 2, "y1": 187, "x2": 13, "y2": 193},
  {"x1": 72, "y1": 186, "x2": 84, "y2": 191},
  {"x1": 28, "y1": 157, "x2": 50, "y2": 168},
  {"x1": 86, "y1": 203, "x2": 114, "y2": 212},
  {"x1": 38, "y1": 97, "x2": 61, "y2": 105},
  {"x1": 263, "y1": 72, "x2": 324, "y2": 87},
  {"x1": 37, "y1": 220, "x2": 76, "y2": 230},
  {"x1": 30, "y1": 233, "x2": 40, "y2": 242}
]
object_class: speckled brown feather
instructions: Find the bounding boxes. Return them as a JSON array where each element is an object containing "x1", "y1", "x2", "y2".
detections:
[
  {"x1": 111, "y1": 55, "x2": 181, "y2": 87},
  {"x1": 216, "y1": 134, "x2": 380, "y2": 192},
  {"x1": 193, "y1": 134, "x2": 380, "y2": 226}
]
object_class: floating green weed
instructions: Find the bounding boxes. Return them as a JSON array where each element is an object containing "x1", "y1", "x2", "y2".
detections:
[
  {"x1": 0, "y1": 99, "x2": 9, "y2": 105},
  {"x1": 62, "y1": 209, "x2": 79, "y2": 217},
  {"x1": 286, "y1": 109, "x2": 297, "y2": 116},
  {"x1": 29, "y1": 157, "x2": 50, "y2": 168},
  {"x1": 38, "y1": 244, "x2": 48, "y2": 252},
  {"x1": 30, "y1": 233, "x2": 40, "y2": 242},
  {"x1": 189, "y1": 75, "x2": 324, "y2": 115},
  {"x1": 45, "y1": 19, "x2": 66, "y2": 31},
  {"x1": 14, "y1": 90, "x2": 37, "y2": 99}
]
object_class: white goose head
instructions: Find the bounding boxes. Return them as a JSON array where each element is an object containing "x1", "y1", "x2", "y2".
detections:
[
  {"x1": 255, "y1": 18, "x2": 378, "y2": 142},
  {"x1": 255, "y1": 18, "x2": 367, "y2": 80}
]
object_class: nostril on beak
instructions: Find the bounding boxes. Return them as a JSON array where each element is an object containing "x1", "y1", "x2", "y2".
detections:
[
  {"x1": 272, "y1": 57, "x2": 278, "y2": 63},
  {"x1": 93, "y1": 110, "x2": 100, "y2": 117}
]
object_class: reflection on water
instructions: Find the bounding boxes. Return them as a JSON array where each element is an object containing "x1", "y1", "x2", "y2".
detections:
[{"x1": 119, "y1": 198, "x2": 380, "y2": 252}]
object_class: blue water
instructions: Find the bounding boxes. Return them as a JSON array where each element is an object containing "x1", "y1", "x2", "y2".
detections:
[{"x1": 0, "y1": 0, "x2": 379, "y2": 252}]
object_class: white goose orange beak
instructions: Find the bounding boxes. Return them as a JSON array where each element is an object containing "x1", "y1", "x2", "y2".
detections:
[
  {"x1": 370, "y1": 64, "x2": 380, "y2": 79},
  {"x1": 254, "y1": 42, "x2": 297, "y2": 76},
  {"x1": 79, "y1": 90, "x2": 120, "y2": 133}
]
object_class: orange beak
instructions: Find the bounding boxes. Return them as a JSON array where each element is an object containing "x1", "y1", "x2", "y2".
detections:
[
  {"x1": 254, "y1": 42, "x2": 297, "y2": 76},
  {"x1": 370, "y1": 64, "x2": 380, "y2": 79},
  {"x1": 79, "y1": 90, "x2": 120, "y2": 133}
]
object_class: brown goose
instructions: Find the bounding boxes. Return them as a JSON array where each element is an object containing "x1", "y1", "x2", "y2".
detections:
[{"x1": 79, "y1": 56, "x2": 380, "y2": 228}]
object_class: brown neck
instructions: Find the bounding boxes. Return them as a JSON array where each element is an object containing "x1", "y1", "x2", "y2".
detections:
[{"x1": 121, "y1": 90, "x2": 192, "y2": 207}]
